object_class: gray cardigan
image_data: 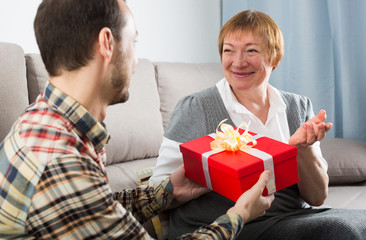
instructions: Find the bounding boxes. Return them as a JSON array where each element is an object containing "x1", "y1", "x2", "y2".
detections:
[
  {"x1": 165, "y1": 86, "x2": 323, "y2": 239},
  {"x1": 165, "y1": 86, "x2": 314, "y2": 142}
]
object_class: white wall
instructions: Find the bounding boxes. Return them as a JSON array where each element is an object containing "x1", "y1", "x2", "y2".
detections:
[
  {"x1": 127, "y1": 0, "x2": 222, "y2": 63},
  {"x1": 0, "y1": 0, "x2": 222, "y2": 63},
  {"x1": 0, "y1": 0, "x2": 42, "y2": 54}
]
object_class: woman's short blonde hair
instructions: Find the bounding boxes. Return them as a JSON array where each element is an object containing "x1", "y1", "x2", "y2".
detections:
[{"x1": 218, "y1": 10, "x2": 284, "y2": 69}]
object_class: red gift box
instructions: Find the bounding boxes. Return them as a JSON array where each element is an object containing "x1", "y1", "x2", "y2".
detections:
[{"x1": 180, "y1": 129, "x2": 298, "y2": 202}]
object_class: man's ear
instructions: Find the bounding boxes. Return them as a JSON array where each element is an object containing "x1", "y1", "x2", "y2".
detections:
[{"x1": 98, "y1": 27, "x2": 114, "y2": 63}]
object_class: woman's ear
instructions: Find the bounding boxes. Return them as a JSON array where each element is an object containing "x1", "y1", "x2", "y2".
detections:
[
  {"x1": 273, "y1": 53, "x2": 283, "y2": 67},
  {"x1": 98, "y1": 27, "x2": 114, "y2": 63},
  {"x1": 272, "y1": 53, "x2": 283, "y2": 70}
]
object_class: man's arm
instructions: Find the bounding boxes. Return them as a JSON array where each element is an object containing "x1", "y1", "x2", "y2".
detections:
[
  {"x1": 26, "y1": 155, "x2": 151, "y2": 239},
  {"x1": 118, "y1": 166, "x2": 274, "y2": 240},
  {"x1": 113, "y1": 179, "x2": 176, "y2": 222},
  {"x1": 177, "y1": 170, "x2": 274, "y2": 240},
  {"x1": 26, "y1": 154, "x2": 272, "y2": 240}
]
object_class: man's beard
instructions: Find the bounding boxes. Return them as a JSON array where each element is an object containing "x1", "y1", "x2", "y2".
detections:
[{"x1": 109, "y1": 49, "x2": 130, "y2": 106}]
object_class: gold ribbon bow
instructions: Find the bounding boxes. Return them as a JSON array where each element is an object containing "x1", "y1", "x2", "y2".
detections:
[{"x1": 210, "y1": 119, "x2": 257, "y2": 152}]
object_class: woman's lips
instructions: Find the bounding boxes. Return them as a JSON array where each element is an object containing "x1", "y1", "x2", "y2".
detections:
[{"x1": 232, "y1": 71, "x2": 253, "y2": 78}]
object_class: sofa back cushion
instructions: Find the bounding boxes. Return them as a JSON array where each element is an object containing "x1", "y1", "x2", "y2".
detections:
[
  {"x1": 104, "y1": 59, "x2": 164, "y2": 165},
  {"x1": 0, "y1": 42, "x2": 29, "y2": 141},
  {"x1": 322, "y1": 138, "x2": 366, "y2": 185},
  {"x1": 154, "y1": 62, "x2": 224, "y2": 130},
  {"x1": 25, "y1": 54, "x2": 49, "y2": 103}
]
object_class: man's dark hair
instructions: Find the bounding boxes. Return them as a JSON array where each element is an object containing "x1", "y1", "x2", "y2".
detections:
[{"x1": 34, "y1": 0, "x2": 125, "y2": 76}]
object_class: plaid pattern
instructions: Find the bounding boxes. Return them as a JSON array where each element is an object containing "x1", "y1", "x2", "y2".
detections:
[{"x1": 0, "y1": 82, "x2": 242, "y2": 239}]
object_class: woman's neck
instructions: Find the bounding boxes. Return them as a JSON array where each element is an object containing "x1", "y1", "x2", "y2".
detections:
[{"x1": 231, "y1": 85, "x2": 270, "y2": 125}]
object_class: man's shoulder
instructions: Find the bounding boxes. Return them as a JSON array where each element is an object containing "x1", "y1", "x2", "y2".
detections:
[
  {"x1": 9, "y1": 100, "x2": 80, "y2": 156},
  {"x1": 19, "y1": 100, "x2": 72, "y2": 135}
]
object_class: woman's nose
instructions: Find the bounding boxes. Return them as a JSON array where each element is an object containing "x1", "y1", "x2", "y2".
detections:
[{"x1": 232, "y1": 52, "x2": 248, "y2": 68}]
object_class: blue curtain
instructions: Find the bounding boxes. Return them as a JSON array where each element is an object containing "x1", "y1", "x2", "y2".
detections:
[{"x1": 222, "y1": 0, "x2": 366, "y2": 142}]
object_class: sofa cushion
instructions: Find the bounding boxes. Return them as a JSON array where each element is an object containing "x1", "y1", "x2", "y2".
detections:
[
  {"x1": 0, "y1": 42, "x2": 29, "y2": 141},
  {"x1": 106, "y1": 157, "x2": 157, "y2": 191},
  {"x1": 25, "y1": 53, "x2": 49, "y2": 103},
  {"x1": 325, "y1": 182, "x2": 366, "y2": 209},
  {"x1": 104, "y1": 59, "x2": 164, "y2": 165},
  {"x1": 154, "y1": 62, "x2": 224, "y2": 130},
  {"x1": 321, "y1": 138, "x2": 366, "y2": 184}
]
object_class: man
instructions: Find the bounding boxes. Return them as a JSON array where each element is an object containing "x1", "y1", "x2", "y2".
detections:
[{"x1": 0, "y1": 0, "x2": 274, "y2": 239}]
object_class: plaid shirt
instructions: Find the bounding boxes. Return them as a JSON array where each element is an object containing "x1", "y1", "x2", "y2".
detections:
[{"x1": 0, "y1": 82, "x2": 242, "y2": 239}]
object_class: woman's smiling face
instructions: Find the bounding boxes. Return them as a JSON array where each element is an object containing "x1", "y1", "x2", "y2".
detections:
[{"x1": 221, "y1": 30, "x2": 274, "y2": 93}]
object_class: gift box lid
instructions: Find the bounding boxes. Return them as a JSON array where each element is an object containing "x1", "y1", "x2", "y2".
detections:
[{"x1": 180, "y1": 132, "x2": 297, "y2": 178}]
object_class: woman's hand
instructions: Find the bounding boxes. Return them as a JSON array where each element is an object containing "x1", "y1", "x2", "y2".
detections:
[
  {"x1": 289, "y1": 109, "x2": 332, "y2": 148},
  {"x1": 227, "y1": 170, "x2": 274, "y2": 224},
  {"x1": 169, "y1": 165, "x2": 211, "y2": 203}
]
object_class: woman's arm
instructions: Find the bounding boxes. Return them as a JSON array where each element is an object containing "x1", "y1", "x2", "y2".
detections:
[
  {"x1": 289, "y1": 110, "x2": 332, "y2": 206},
  {"x1": 149, "y1": 137, "x2": 183, "y2": 185}
]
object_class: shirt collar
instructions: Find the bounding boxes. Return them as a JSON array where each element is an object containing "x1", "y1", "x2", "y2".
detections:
[
  {"x1": 219, "y1": 78, "x2": 286, "y2": 116},
  {"x1": 44, "y1": 82, "x2": 110, "y2": 152}
]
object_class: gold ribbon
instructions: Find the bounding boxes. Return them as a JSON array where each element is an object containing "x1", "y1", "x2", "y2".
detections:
[{"x1": 210, "y1": 119, "x2": 257, "y2": 152}]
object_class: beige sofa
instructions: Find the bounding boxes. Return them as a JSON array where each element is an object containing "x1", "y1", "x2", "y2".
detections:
[{"x1": 1, "y1": 42, "x2": 366, "y2": 213}]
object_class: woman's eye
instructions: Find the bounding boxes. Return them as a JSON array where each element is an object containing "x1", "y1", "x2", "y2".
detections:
[
  {"x1": 223, "y1": 49, "x2": 234, "y2": 54},
  {"x1": 247, "y1": 49, "x2": 259, "y2": 56}
]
